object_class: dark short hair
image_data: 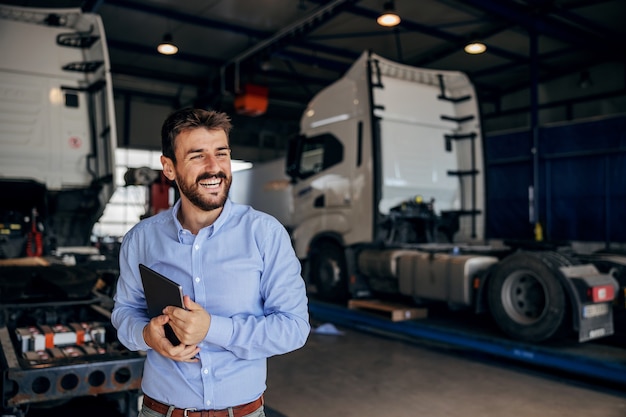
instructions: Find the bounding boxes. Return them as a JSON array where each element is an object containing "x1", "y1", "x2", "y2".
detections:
[{"x1": 161, "y1": 108, "x2": 232, "y2": 162}]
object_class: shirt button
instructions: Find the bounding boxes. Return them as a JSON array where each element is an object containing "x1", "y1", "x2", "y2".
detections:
[
  {"x1": 195, "y1": 245, "x2": 199, "y2": 250},
  {"x1": 203, "y1": 368, "x2": 208, "y2": 374},
  {"x1": 195, "y1": 277, "x2": 200, "y2": 283},
  {"x1": 206, "y1": 400, "x2": 211, "y2": 406}
]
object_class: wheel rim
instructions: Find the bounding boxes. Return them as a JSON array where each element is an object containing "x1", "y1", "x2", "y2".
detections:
[{"x1": 500, "y1": 269, "x2": 548, "y2": 325}]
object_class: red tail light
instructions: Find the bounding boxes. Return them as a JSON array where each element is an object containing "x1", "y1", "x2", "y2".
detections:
[{"x1": 588, "y1": 285, "x2": 615, "y2": 302}]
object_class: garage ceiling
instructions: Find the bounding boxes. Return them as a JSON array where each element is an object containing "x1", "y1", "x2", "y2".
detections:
[{"x1": 2, "y1": 0, "x2": 626, "y2": 157}]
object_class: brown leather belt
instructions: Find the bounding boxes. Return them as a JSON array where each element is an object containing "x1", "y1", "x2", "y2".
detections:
[{"x1": 142, "y1": 394, "x2": 264, "y2": 417}]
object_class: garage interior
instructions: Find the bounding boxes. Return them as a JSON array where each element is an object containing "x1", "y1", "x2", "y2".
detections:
[
  {"x1": 1, "y1": 0, "x2": 626, "y2": 416},
  {"x1": 2, "y1": 0, "x2": 624, "y2": 160}
]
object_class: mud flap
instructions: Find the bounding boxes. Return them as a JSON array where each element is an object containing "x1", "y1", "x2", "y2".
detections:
[{"x1": 559, "y1": 264, "x2": 618, "y2": 342}]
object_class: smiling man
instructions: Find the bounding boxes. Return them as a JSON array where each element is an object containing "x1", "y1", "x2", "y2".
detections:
[
  {"x1": 161, "y1": 113, "x2": 233, "y2": 232},
  {"x1": 112, "y1": 108, "x2": 310, "y2": 417}
]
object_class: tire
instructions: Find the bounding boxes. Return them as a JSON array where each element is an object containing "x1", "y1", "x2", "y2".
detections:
[
  {"x1": 310, "y1": 241, "x2": 349, "y2": 303},
  {"x1": 487, "y1": 251, "x2": 570, "y2": 343}
]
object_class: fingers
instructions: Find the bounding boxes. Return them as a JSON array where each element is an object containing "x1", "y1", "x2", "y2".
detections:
[
  {"x1": 163, "y1": 342, "x2": 200, "y2": 362},
  {"x1": 144, "y1": 298, "x2": 207, "y2": 362},
  {"x1": 161, "y1": 295, "x2": 199, "y2": 315},
  {"x1": 153, "y1": 314, "x2": 170, "y2": 325},
  {"x1": 163, "y1": 297, "x2": 211, "y2": 346},
  {"x1": 144, "y1": 319, "x2": 200, "y2": 362},
  {"x1": 183, "y1": 295, "x2": 197, "y2": 310},
  {"x1": 143, "y1": 316, "x2": 168, "y2": 348}
]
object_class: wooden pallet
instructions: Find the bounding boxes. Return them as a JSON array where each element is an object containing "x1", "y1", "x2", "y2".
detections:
[{"x1": 347, "y1": 299, "x2": 428, "y2": 322}]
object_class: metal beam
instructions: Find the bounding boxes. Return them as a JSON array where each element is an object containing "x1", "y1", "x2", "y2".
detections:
[
  {"x1": 460, "y1": 0, "x2": 620, "y2": 56},
  {"x1": 105, "y1": 0, "x2": 267, "y2": 39},
  {"x1": 220, "y1": 0, "x2": 362, "y2": 94},
  {"x1": 107, "y1": 38, "x2": 223, "y2": 66}
]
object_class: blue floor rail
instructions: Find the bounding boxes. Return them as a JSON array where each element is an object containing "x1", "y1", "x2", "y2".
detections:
[{"x1": 308, "y1": 300, "x2": 626, "y2": 387}]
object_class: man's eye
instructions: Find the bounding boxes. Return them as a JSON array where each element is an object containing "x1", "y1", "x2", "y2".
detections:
[{"x1": 190, "y1": 154, "x2": 202, "y2": 160}]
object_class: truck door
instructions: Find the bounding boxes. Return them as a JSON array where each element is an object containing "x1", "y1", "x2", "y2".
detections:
[{"x1": 288, "y1": 132, "x2": 347, "y2": 210}]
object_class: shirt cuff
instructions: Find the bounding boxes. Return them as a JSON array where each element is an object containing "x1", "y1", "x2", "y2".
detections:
[
  {"x1": 205, "y1": 315, "x2": 233, "y2": 347},
  {"x1": 134, "y1": 321, "x2": 151, "y2": 351}
]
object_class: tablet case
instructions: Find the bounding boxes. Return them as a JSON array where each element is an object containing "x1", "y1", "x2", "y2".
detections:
[{"x1": 139, "y1": 263, "x2": 184, "y2": 346}]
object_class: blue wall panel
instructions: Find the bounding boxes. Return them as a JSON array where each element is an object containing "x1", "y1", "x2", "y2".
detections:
[{"x1": 484, "y1": 115, "x2": 626, "y2": 244}]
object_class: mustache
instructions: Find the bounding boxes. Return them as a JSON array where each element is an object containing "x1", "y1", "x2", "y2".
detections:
[{"x1": 196, "y1": 172, "x2": 228, "y2": 182}]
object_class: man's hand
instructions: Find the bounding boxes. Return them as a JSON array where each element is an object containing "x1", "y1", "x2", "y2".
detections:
[
  {"x1": 143, "y1": 315, "x2": 200, "y2": 362},
  {"x1": 163, "y1": 295, "x2": 211, "y2": 346}
]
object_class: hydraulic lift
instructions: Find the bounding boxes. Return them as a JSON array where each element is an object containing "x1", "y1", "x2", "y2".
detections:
[{"x1": 308, "y1": 300, "x2": 626, "y2": 387}]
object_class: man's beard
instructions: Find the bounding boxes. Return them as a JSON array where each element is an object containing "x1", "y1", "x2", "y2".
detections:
[{"x1": 177, "y1": 171, "x2": 231, "y2": 212}]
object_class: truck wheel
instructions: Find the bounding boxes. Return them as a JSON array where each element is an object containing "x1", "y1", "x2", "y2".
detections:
[
  {"x1": 310, "y1": 241, "x2": 349, "y2": 302},
  {"x1": 487, "y1": 251, "x2": 570, "y2": 343}
]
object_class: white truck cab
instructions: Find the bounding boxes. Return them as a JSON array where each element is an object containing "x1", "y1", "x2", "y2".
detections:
[{"x1": 283, "y1": 51, "x2": 619, "y2": 344}]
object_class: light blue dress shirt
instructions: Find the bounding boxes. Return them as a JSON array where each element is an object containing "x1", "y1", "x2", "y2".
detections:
[{"x1": 111, "y1": 198, "x2": 310, "y2": 410}]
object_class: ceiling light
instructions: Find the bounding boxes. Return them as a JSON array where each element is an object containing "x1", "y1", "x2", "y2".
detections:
[
  {"x1": 377, "y1": 1, "x2": 401, "y2": 27},
  {"x1": 157, "y1": 33, "x2": 178, "y2": 55},
  {"x1": 464, "y1": 41, "x2": 487, "y2": 55}
]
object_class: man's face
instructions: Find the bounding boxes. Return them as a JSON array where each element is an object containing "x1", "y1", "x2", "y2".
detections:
[{"x1": 162, "y1": 127, "x2": 232, "y2": 212}]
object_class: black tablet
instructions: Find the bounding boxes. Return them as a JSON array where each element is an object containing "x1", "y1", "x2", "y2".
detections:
[{"x1": 139, "y1": 263, "x2": 184, "y2": 346}]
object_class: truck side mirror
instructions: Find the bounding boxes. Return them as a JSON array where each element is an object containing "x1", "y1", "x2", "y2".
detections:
[{"x1": 285, "y1": 134, "x2": 304, "y2": 181}]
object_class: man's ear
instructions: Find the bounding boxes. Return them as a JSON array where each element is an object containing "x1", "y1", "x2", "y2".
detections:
[{"x1": 161, "y1": 155, "x2": 176, "y2": 181}]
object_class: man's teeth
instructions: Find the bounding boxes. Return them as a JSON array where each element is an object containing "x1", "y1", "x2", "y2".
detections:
[{"x1": 199, "y1": 178, "x2": 221, "y2": 188}]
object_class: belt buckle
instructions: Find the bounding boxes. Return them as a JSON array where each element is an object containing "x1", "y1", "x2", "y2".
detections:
[{"x1": 183, "y1": 408, "x2": 197, "y2": 417}]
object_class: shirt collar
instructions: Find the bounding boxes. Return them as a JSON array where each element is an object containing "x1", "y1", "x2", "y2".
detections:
[{"x1": 170, "y1": 198, "x2": 233, "y2": 237}]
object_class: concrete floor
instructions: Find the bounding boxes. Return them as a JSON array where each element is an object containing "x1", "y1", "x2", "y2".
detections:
[
  {"x1": 25, "y1": 320, "x2": 626, "y2": 417},
  {"x1": 264, "y1": 323, "x2": 626, "y2": 417}
]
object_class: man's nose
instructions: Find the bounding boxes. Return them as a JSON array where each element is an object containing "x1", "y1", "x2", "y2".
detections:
[{"x1": 202, "y1": 154, "x2": 219, "y2": 169}]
